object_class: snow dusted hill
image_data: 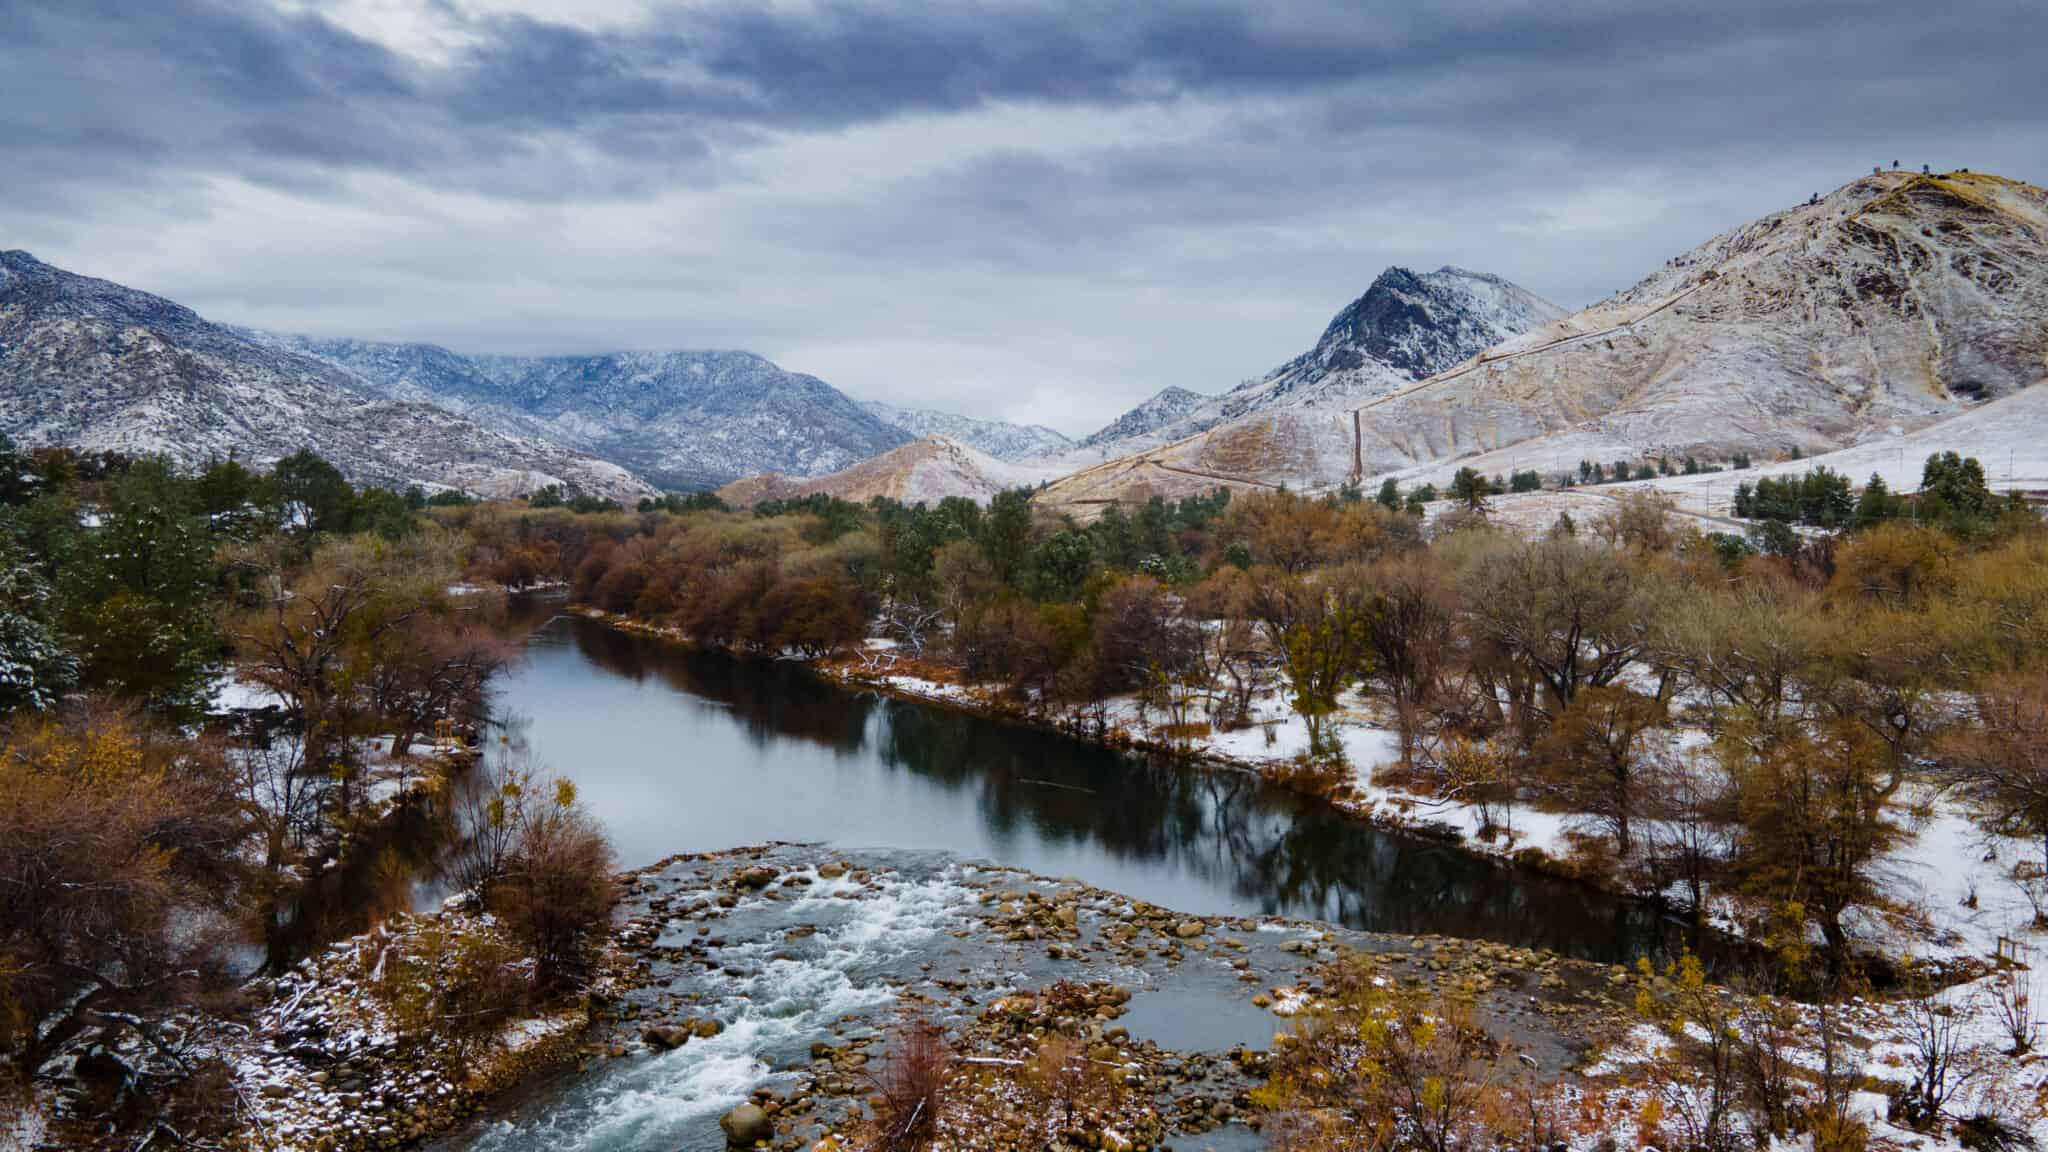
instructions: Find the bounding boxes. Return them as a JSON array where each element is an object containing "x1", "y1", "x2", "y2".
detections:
[
  {"x1": 718, "y1": 436, "x2": 1057, "y2": 507},
  {"x1": 1078, "y1": 267, "x2": 1562, "y2": 458},
  {"x1": 858, "y1": 400, "x2": 1073, "y2": 461},
  {"x1": 1045, "y1": 171, "x2": 2048, "y2": 511},
  {"x1": 0, "y1": 252, "x2": 651, "y2": 501},
  {"x1": 266, "y1": 335, "x2": 911, "y2": 491},
  {"x1": 1077, "y1": 386, "x2": 1212, "y2": 450}
]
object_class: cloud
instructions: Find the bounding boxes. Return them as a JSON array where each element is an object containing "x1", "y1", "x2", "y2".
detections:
[{"x1": 3, "y1": 0, "x2": 2044, "y2": 436}]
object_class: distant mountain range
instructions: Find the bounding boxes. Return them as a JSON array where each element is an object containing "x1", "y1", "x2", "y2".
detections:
[
  {"x1": 14, "y1": 168, "x2": 2040, "y2": 512},
  {"x1": 0, "y1": 251, "x2": 650, "y2": 501},
  {"x1": 858, "y1": 400, "x2": 1073, "y2": 461},
  {"x1": 261, "y1": 335, "x2": 913, "y2": 491}
]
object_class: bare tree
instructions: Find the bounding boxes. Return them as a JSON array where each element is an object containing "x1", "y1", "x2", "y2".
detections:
[{"x1": 1893, "y1": 976, "x2": 1989, "y2": 1130}]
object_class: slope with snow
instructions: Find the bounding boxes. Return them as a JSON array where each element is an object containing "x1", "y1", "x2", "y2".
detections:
[
  {"x1": 859, "y1": 400, "x2": 1074, "y2": 461},
  {"x1": 1045, "y1": 172, "x2": 2048, "y2": 511},
  {"x1": 268, "y1": 334, "x2": 911, "y2": 491},
  {"x1": 0, "y1": 252, "x2": 651, "y2": 501},
  {"x1": 718, "y1": 436, "x2": 1057, "y2": 507},
  {"x1": 1077, "y1": 267, "x2": 1563, "y2": 459}
]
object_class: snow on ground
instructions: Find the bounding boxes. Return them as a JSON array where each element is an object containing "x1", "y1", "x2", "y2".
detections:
[
  {"x1": 1860, "y1": 786, "x2": 2045, "y2": 962},
  {"x1": 208, "y1": 669, "x2": 282, "y2": 712},
  {"x1": 1638, "y1": 381, "x2": 2048, "y2": 504},
  {"x1": 1404, "y1": 381, "x2": 2048, "y2": 533}
]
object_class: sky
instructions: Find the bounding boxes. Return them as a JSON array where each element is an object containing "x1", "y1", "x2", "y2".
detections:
[{"x1": 5, "y1": 1, "x2": 2046, "y2": 437}]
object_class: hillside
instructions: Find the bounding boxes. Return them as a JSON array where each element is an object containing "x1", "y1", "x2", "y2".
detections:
[
  {"x1": 1044, "y1": 172, "x2": 2048, "y2": 511},
  {"x1": 859, "y1": 400, "x2": 1073, "y2": 461},
  {"x1": 717, "y1": 436, "x2": 1055, "y2": 507},
  {"x1": 0, "y1": 252, "x2": 650, "y2": 501},
  {"x1": 267, "y1": 335, "x2": 910, "y2": 490}
]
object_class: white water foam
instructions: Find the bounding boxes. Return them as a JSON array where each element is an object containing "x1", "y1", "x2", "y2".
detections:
[{"x1": 458, "y1": 868, "x2": 972, "y2": 1152}]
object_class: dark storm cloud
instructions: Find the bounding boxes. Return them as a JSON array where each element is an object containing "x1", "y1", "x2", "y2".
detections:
[
  {"x1": 3, "y1": 0, "x2": 2044, "y2": 431},
  {"x1": 9, "y1": 0, "x2": 2037, "y2": 198}
]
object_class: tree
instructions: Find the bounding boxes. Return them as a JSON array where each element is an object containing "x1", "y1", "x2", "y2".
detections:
[
  {"x1": 1267, "y1": 582, "x2": 1371, "y2": 757},
  {"x1": 1534, "y1": 686, "x2": 1665, "y2": 857},
  {"x1": 1449, "y1": 467, "x2": 1494, "y2": 512},
  {"x1": 0, "y1": 540, "x2": 77, "y2": 712},
  {"x1": 1728, "y1": 717, "x2": 1903, "y2": 962},
  {"x1": 269, "y1": 448, "x2": 356, "y2": 534},
  {"x1": 1028, "y1": 529, "x2": 1096, "y2": 601},
  {"x1": 1360, "y1": 555, "x2": 1456, "y2": 765},
  {"x1": 0, "y1": 707, "x2": 244, "y2": 1079},
  {"x1": 1941, "y1": 672, "x2": 2048, "y2": 882},
  {"x1": 486, "y1": 776, "x2": 617, "y2": 992},
  {"x1": 1594, "y1": 490, "x2": 1678, "y2": 552},
  {"x1": 977, "y1": 489, "x2": 1034, "y2": 586},
  {"x1": 1461, "y1": 536, "x2": 1661, "y2": 725},
  {"x1": 55, "y1": 463, "x2": 220, "y2": 714},
  {"x1": 1375, "y1": 478, "x2": 1401, "y2": 511},
  {"x1": 1853, "y1": 473, "x2": 1902, "y2": 527}
]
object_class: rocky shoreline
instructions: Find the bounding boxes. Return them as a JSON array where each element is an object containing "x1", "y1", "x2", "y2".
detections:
[{"x1": 423, "y1": 842, "x2": 1653, "y2": 1152}]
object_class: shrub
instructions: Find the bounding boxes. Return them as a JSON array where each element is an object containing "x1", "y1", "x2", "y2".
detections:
[
  {"x1": 862, "y1": 1016, "x2": 950, "y2": 1152},
  {"x1": 481, "y1": 776, "x2": 617, "y2": 993}
]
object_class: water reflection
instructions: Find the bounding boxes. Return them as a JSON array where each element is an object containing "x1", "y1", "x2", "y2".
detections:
[{"x1": 500, "y1": 614, "x2": 1727, "y2": 967}]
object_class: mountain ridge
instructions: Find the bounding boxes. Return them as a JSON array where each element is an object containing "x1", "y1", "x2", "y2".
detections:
[
  {"x1": 858, "y1": 400, "x2": 1073, "y2": 461},
  {"x1": 1077, "y1": 265, "x2": 1563, "y2": 457},
  {"x1": 1040, "y1": 171, "x2": 2048, "y2": 511},
  {"x1": 0, "y1": 251, "x2": 652, "y2": 501},
  {"x1": 263, "y1": 335, "x2": 912, "y2": 490}
]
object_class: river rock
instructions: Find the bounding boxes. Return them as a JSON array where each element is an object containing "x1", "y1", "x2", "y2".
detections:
[
  {"x1": 735, "y1": 866, "x2": 779, "y2": 890},
  {"x1": 643, "y1": 1025, "x2": 692, "y2": 1050},
  {"x1": 720, "y1": 1102, "x2": 773, "y2": 1146},
  {"x1": 1174, "y1": 920, "x2": 1206, "y2": 939}
]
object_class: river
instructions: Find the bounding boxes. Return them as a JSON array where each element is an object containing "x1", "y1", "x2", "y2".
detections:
[
  {"x1": 430, "y1": 611, "x2": 1718, "y2": 1151},
  {"x1": 494, "y1": 612, "x2": 1704, "y2": 962}
]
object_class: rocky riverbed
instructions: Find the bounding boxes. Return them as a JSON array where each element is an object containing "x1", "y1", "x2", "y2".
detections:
[{"x1": 429, "y1": 843, "x2": 1651, "y2": 1152}]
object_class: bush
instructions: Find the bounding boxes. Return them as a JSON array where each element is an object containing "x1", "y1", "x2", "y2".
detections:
[
  {"x1": 474, "y1": 774, "x2": 618, "y2": 994},
  {"x1": 367, "y1": 918, "x2": 531, "y2": 1077},
  {"x1": 862, "y1": 1016, "x2": 950, "y2": 1152}
]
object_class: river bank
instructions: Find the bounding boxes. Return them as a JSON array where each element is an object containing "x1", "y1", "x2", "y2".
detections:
[
  {"x1": 243, "y1": 842, "x2": 2048, "y2": 1152},
  {"x1": 570, "y1": 608, "x2": 1583, "y2": 868},
  {"x1": 569, "y1": 605, "x2": 2032, "y2": 977},
  {"x1": 427, "y1": 842, "x2": 1649, "y2": 1152}
]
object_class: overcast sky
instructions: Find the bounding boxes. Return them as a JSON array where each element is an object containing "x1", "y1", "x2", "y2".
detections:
[{"x1": 6, "y1": 0, "x2": 2045, "y2": 435}]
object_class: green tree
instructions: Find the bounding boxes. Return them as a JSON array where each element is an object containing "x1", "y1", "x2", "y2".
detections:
[
  {"x1": 1275, "y1": 589, "x2": 1371, "y2": 757},
  {"x1": 269, "y1": 448, "x2": 356, "y2": 533},
  {"x1": 0, "y1": 539, "x2": 77, "y2": 712},
  {"x1": 1449, "y1": 467, "x2": 1494, "y2": 511},
  {"x1": 1029, "y1": 529, "x2": 1096, "y2": 601},
  {"x1": 978, "y1": 489, "x2": 1034, "y2": 586},
  {"x1": 56, "y1": 463, "x2": 219, "y2": 713}
]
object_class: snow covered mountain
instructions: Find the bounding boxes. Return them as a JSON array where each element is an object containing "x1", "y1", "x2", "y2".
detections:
[
  {"x1": 265, "y1": 335, "x2": 911, "y2": 491},
  {"x1": 1080, "y1": 267, "x2": 1562, "y2": 456},
  {"x1": 718, "y1": 436, "x2": 1057, "y2": 507},
  {"x1": 1042, "y1": 171, "x2": 2048, "y2": 511},
  {"x1": 0, "y1": 251, "x2": 650, "y2": 501},
  {"x1": 1077, "y1": 387, "x2": 1212, "y2": 449},
  {"x1": 858, "y1": 400, "x2": 1073, "y2": 461}
]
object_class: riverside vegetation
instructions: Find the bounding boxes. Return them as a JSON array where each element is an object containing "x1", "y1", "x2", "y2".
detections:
[{"x1": 6, "y1": 436, "x2": 2048, "y2": 1149}]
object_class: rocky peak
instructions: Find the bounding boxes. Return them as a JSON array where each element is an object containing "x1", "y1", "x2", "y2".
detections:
[{"x1": 1079, "y1": 386, "x2": 1211, "y2": 448}]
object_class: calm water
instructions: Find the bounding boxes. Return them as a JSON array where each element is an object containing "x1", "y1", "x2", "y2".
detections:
[{"x1": 493, "y1": 613, "x2": 1709, "y2": 965}]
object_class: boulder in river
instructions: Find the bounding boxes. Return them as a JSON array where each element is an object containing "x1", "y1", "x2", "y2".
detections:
[{"x1": 721, "y1": 1102, "x2": 773, "y2": 1146}]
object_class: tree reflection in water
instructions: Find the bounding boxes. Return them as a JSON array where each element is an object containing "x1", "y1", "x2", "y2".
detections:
[{"x1": 537, "y1": 613, "x2": 1729, "y2": 968}]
